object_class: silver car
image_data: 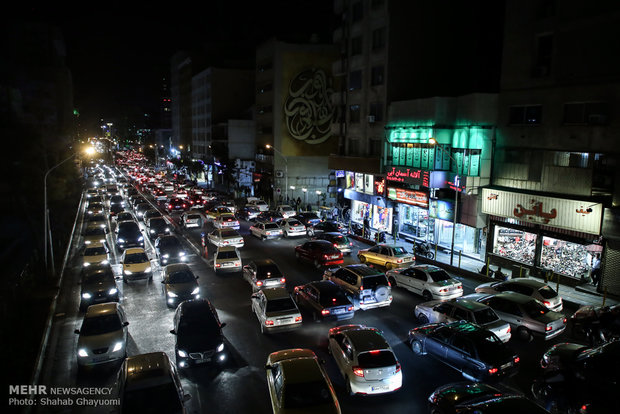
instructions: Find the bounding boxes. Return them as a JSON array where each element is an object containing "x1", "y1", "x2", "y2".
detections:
[
  {"x1": 75, "y1": 302, "x2": 128, "y2": 369},
  {"x1": 208, "y1": 228, "x2": 244, "y2": 248},
  {"x1": 463, "y1": 292, "x2": 567, "y2": 341},
  {"x1": 475, "y1": 278, "x2": 563, "y2": 312},
  {"x1": 386, "y1": 264, "x2": 463, "y2": 301},
  {"x1": 414, "y1": 298, "x2": 512, "y2": 343},
  {"x1": 251, "y1": 287, "x2": 302, "y2": 334}
]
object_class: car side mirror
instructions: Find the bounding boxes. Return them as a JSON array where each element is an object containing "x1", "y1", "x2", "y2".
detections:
[
  {"x1": 220, "y1": 322, "x2": 227, "y2": 328},
  {"x1": 183, "y1": 394, "x2": 191, "y2": 403},
  {"x1": 74, "y1": 329, "x2": 80, "y2": 334},
  {"x1": 170, "y1": 329, "x2": 176, "y2": 335}
]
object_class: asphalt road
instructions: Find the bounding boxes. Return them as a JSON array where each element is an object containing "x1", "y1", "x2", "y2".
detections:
[{"x1": 30, "y1": 184, "x2": 581, "y2": 414}]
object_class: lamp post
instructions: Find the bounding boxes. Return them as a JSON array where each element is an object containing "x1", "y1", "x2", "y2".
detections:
[
  {"x1": 429, "y1": 138, "x2": 460, "y2": 266},
  {"x1": 266, "y1": 144, "x2": 287, "y2": 203}
]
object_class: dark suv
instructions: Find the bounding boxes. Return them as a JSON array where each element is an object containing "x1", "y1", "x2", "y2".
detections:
[
  {"x1": 323, "y1": 264, "x2": 392, "y2": 310},
  {"x1": 155, "y1": 235, "x2": 187, "y2": 265},
  {"x1": 169, "y1": 299, "x2": 228, "y2": 369},
  {"x1": 115, "y1": 220, "x2": 144, "y2": 251}
]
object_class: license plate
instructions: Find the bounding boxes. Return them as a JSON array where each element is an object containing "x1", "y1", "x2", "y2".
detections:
[
  {"x1": 223, "y1": 262, "x2": 233, "y2": 267},
  {"x1": 277, "y1": 318, "x2": 292, "y2": 325},
  {"x1": 372, "y1": 386, "x2": 389, "y2": 391},
  {"x1": 196, "y1": 358, "x2": 211, "y2": 364},
  {"x1": 501, "y1": 362, "x2": 512, "y2": 370},
  {"x1": 330, "y1": 255, "x2": 339, "y2": 259},
  {"x1": 93, "y1": 356, "x2": 109, "y2": 363},
  {"x1": 332, "y1": 308, "x2": 344, "y2": 314}
]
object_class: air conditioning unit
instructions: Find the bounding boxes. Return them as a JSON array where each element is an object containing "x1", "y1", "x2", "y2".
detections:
[
  {"x1": 368, "y1": 115, "x2": 375, "y2": 123},
  {"x1": 275, "y1": 170, "x2": 284, "y2": 178}
]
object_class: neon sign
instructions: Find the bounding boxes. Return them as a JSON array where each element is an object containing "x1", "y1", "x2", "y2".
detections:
[{"x1": 386, "y1": 167, "x2": 430, "y2": 187}]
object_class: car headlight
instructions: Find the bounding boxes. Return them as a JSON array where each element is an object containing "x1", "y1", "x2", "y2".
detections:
[
  {"x1": 78, "y1": 348, "x2": 88, "y2": 357},
  {"x1": 100, "y1": 224, "x2": 106, "y2": 228},
  {"x1": 179, "y1": 251, "x2": 186, "y2": 256},
  {"x1": 216, "y1": 343, "x2": 225, "y2": 353},
  {"x1": 163, "y1": 254, "x2": 169, "y2": 258},
  {"x1": 145, "y1": 266, "x2": 152, "y2": 273},
  {"x1": 83, "y1": 262, "x2": 91, "y2": 267},
  {"x1": 138, "y1": 236, "x2": 144, "y2": 241},
  {"x1": 99, "y1": 239, "x2": 105, "y2": 243},
  {"x1": 191, "y1": 287, "x2": 200, "y2": 295},
  {"x1": 118, "y1": 238, "x2": 125, "y2": 243},
  {"x1": 84, "y1": 240, "x2": 92, "y2": 244},
  {"x1": 112, "y1": 342, "x2": 124, "y2": 352},
  {"x1": 124, "y1": 270, "x2": 132, "y2": 275},
  {"x1": 167, "y1": 291, "x2": 178, "y2": 297},
  {"x1": 101, "y1": 260, "x2": 109, "y2": 265},
  {"x1": 150, "y1": 229, "x2": 155, "y2": 233},
  {"x1": 165, "y1": 227, "x2": 170, "y2": 232},
  {"x1": 109, "y1": 288, "x2": 118, "y2": 295},
  {"x1": 82, "y1": 292, "x2": 92, "y2": 299},
  {"x1": 177, "y1": 349, "x2": 187, "y2": 358}
]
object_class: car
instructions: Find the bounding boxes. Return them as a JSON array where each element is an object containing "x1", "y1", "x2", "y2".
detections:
[
  {"x1": 251, "y1": 287, "x2": 303, "y2": 334},
  {"x1": 86, "y1": 202, "x2": 105, "y2": 215},
  {"x1": 114, "y1": 211, "x2": 134, "y2": 224},
  {"x1": 166, "y1": 197, "x2": 189, "y2": 213},
  {"x1": 87, "y1": 213, "x2": 108, "y2": 229},
  {"x1": 205, "y1": 206, "x2": 233, "y2": 221},
  {"x1": 306, "y1": 220, "x2": 346, "y2": 237},
  {"x1": 292, "y1": 212, "x2": 322, "y2": 228},
  {"x1": 212, "y1": 246, "x2": 242, "y2": 273},
  {"x1": 386, "y1": 264, "x2": 463, "y2": 301},
  {"x1": 142, "y1": 208, "x2": 162, "y2": 223},
  {"x1": 295, "y1": 240, "x2": 344, "y2": 269},
  {"x1": 145, "y1": 216, "x2": 171, "y2": 240},
  {"x1": 277, "y1": 218, "x2": 307, "y2": 238},
  {"x1": 293, "y1": 280, "x2": 354, "y2": 322},
  {"x1": 247, "y1": 199, "x2": 269, "y2": 212},
  {"x1": 154, "y1": 235, "x2": 188, "y2": 265},
  {"x1": 180, "y1": 211, "x2": 204, "y2": 228},
  {"x1": 120, "y1": 247, "x2": 153, "y2": 283},
  {"x1": 214, "y1": 213, "x2": 240, "y2": 230},
  {"x1": 323, "y1": 264, "x2": 392, "y2": 310},
  {"x1": 237, "y1": 205, "x2": 261, "y2": 221},
  {"x1": 249, "y1": 221, "x2": 283, "y2": 240},
  {"x1": 428, "y1": 381, "x2": 550, "y2": 414},
  {"x1": 408, "y1": 321, "x2": 520, "y2": 381},
  {"x1": 115, "y1": 220, "x2": 144, "y2": 251},
  {"x1": 109, "y1": 203, "x2": 124, "y2": 217},
  {"x1": 169, "y1": 299, "x2": 228, "y2": 369},
  {"x1": 357, "y1": 244, "x2": 415, "y2": 270},
  {"x1": 276, "y1": 204, "x2": 296, "y2": 219},
  {"x1": 328, "y1": 324, "x2": 402, "y2": 395},
  {"x1": 256, "y1": 210, "x2": 283, "y2": 223},
  {"x1": 83, "y1": 224, "x2": 109, "y2": 245},
  {"x1": 414, "y1": 298, "x2": 512, "y2": 343},
  {"x1": 474, "y1": 278, "x2": 563, "y2": 312},
  {"x1": 109, "y1": 194, "x2": 125, "y2": 207},
  {"x1": 130, "y1": 196, "x2": 147, "y2": 209},
  {"x1": 86, "y1": 188, "x2": 99, "y2": 199},
  {"x1": 79, "y1": 264, "x2": 119, "y2": 311},
  {"x1": 243, "y1": 259, "x2": 286, "y2": 291},
  {"x1": 218, "y1": 200, "x2": 237, "y2": 214},
  {"x1": 74, "y1": 302, "x2": 128, "y2": 369},
  {"x1": 207, "y1": 228, "x2": 244, "y2": 248},
  {"x1": 161, "y1": 264, "x2": 200, "y2": 308},
  {"x1": 265, "y1": 348, "x2": 340, "y2": 414},
  {"x1": 314, "y1": 232, "x2": 353, "y2": 256},
  {"x1": 116, "y1": 351, "x2": 191, "y2": 412},
  {"x1": 82, "y1": 242, "x2": 110, "y2": 267},
  {"x1": 464, "y1": 292, "x2": 567, "y2": 341}
]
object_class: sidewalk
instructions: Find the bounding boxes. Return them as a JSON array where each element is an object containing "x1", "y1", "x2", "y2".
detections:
[{"x1": 349, "y1": 231, "x2": 618, "y2": 309}]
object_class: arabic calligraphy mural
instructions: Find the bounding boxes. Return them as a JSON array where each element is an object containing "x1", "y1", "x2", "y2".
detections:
[
  {"x1": 513, "y1": 199, "x2": 557, "y2": 224},
  {"x1": 283, "y1": 68, "x2": 335, "y2": 145}
]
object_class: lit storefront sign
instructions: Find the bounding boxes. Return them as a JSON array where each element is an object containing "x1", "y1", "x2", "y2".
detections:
[
  {"x1": 482, "y1": 188, "x2": 603, "y2": 235},
  {"x1": 386, "y1": 167, "x2": 430, "y2": 186},
  {"x1": 345, "y1": 171, "x2": 355, "y2": 189},
  {"x1": 374, "y1": 177, "x2": 386, "y2": 197},
  {"x1": 335, "y1": 170, "x2": 345, "y2": 178},
  {"x1": 373, "y1": 205, "x2": 393, "y2": 233},
  {"x1": 355, "y1": 173, "x2": 364, "y2": 193},
  {"x1": 363, "y1": 174, "x2": 374, "y2": 195},
  {"x1": 387, "y1": 187, "x2": 428, "y2": 208},
  {"x1": 429, "y1": 199, "x2": 454, "y2": 221}
]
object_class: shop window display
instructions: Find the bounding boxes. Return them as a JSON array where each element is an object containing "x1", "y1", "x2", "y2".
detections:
[
  {"x1": 493, "y1": 226, "x2": 536, "y2": 265},
  {"x1": 540, "y1": 237, "x2": 591, "y2": 280}
]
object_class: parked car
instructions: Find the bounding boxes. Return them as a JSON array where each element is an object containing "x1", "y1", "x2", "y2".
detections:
[
  {"x1": 475, "y1": 278, "x2": 563, "y2": 312},
  {"x1": 243, "y1": 259, "x2": 286, "y2": 291},
  {"x1": 145, "y1": 217, "x2": 171, "y2": 240},
  {"x1": 249, "y1": 221, "x2": 283, "y2": 240},
  {"x1": 115, "y1": 220, "x2": 144, "y2": 251},
  {"x1": 276, "y1": 204, "x2": 296, "y2": 219},
  {"x1": 358, "y1": 244, "x2": 415, "y2": 270},
  {"x1": 323, "y1": 264, "x2": 392, "y2": 310},
  {"x1": 386, "y1": 264, "x2": 463, "y2": 301},
  {"x1": 292, "y1": 212, "x2": 322, "y2": 228},
  {"x1": 306, "y1": 220, "x2": 346, "y2": 237},
  {"x1": 82, "y1": 242, "x2": 110, "y2": 267},
  {"x1": 161, "y1": 264, "x2": 200, "y2": 308},
  {"x1": 154, "y1": 235, "x2": 188, "y2": 266},
  {"x1": 214, "y1": 213, "x2": 240, "y2": 230},
  {"x1": 212, "y1": 246, "x2": 242, "y2": 273},
  {"x1": 463, "y1": 292, "x2": 567, "y2": 341},
  {"x1": 120, "y1": 247, "x2": 152, "y2": 283},
  {"x1": 170, "y1": 298, "x2": 228, "y2": 369},
  {"x1": 251, "y1": 287, "x2": 303, "y2": 334},
  {"x1": 315, "y1": 232, "x2": 353, "y2": 256},
  {"x1": 75, "y1": 302, "x2": 128, "y2": 369},
  {"x1": 180, "y1": 211, "x2": 204, "y2": 228},
  {"x1": 414, "y1": 298, "x2": 512, "y2": 343},
  {"x1": 293, "y1": 280, "x2": 355, "y2": 322},
  {"x1": 408, "y1": 321, "x2": 520, "y2": 381},
  {"x1": 207, "y1": 228, "x2": 244, "y2": 248},
  {"x1": 295, "y1": 240, "x2": 344, "y2": 269},
  {"x1": 327, "y1": 324, "x2": 402, "y2": 395},
  {"x1": 265, "y1": 348, "x2": 340, "y2": 414},
  {"x1": 79, "y1": 264, "x2": 119, "y2": 311},
  {"x1": 116, "y1": 352, "x2": 191, "y2": 412}
]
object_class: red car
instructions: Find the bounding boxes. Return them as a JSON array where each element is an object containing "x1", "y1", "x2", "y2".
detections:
[{"x1": 295, "y1": 240, "x2": 343, "y2": 269}]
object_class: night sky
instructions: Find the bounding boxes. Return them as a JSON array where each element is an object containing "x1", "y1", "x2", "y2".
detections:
[{"x1": 17, "y1": 1, "x2": 334, "y2": 130}]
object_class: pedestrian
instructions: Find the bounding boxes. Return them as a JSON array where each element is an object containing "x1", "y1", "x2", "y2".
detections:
[
  {"x1": 296, "y1": 197, "x2": 302, "y2": 212},
  {"x1": 363, "y1": 215, "x2": 370, "y2": 239},
  {"x1": 591, "y1": 253, "x2": 601, "y2": 287}
]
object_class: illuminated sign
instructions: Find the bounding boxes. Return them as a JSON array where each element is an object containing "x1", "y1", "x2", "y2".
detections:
[
  {"x1": 429, "y1": 199, "x2": 454, "y2": 221},
  {"x1": 374, "y1": 177, "x2": 386, "y2": 196},
  {"x1": 385, "y1": 167, "x2": 430, "y2": 187},
  {"x1": 335, "y1": 170, "x2": 345, "y2": 178},
  {"x1": 387, "y1": 187, "x2": 428, "y2": 208}
]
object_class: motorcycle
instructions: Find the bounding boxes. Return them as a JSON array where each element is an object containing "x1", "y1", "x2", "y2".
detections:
[{"x1": 414, "y1": 240, "x2": 435, "y2": 259}]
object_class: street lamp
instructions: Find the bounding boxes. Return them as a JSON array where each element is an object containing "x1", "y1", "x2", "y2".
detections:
[
  {"x1": 289, "y1": 185, "x2": 295, "y2": 203},
  {"x1": 429, "y1": 138, "x2": 460, "y2": 266},
  {"x1": 266, "y1": 144, "x2": 288, "y2": 203}
]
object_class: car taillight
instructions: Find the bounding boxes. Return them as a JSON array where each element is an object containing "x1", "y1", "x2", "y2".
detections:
[
  {"x1": 457, "y1": 285, "x2": 463, "y2": 289},
  {"x1": 546, "y1": 325, "x2": 553, "y2": 331},
  {"x1": 347, "y1": 306, "x2": 354, "y2": 311},
  {"x1": 256, "y1": 280, "x2": 263, "y2": 287},
  {"x1": 215, "y1": 263, "x2": 221, "y2": 268},
  {"x1": 321, "y1": 309, "x2": 330, "y2": 315},
  {"x1": 182, "y1": 204, "x2": 186, "y2": 207},
  {"x1": 295, "y1": 316, "x2": 302, "y2": 322},
  {"x1": 280, "y1": 278, "x2": 286, "y2": 284},
  {"x1": 387, "y1": 280, "x2": 391, "y2": 287},
  {"x1": 235, "y1": 262, "x2": 240, "y2": 266},
  {"x1": 352, "y1": 367, "x2": 364, "y2": 377},
  {"x1": 488, "y1": 367, "x2": 498, "y2": 375},
  {"x1": 397, "y1": 259, "x2": 403, "y2": 263},
  {"x1": 223, "y1": 241, "x2": 229, "y2": 244},
  {"x1": 168, "y1": 205, "x2": 172, "y2": 209},
  {"x1": 544, "y1": 301, "x2": 551, "y2": 307},
  {"x1": 334, "y1": 243, "x2": 338, "y2": 247},
  {"x1": 514, "y1": 357, "x2": 520, "y2": 363},
  {"x1": 265, "y1": 320, "x2": 274, "y2": 326},
  {"x1": 439, "y1": 288, "x2": 448, "y2": 293},
  {"x1": 323, "y1": 254, "x2": 329, "y2": 260},
  {"x1": 359, "y1": 285, "x2": 364, "y2": 291},
  {"x1": 395, "y1": 362, "x2": 401, "y2": 373},
  {"x1": 350, "y1": 242, "x2": 353, "y2": 246},
  {"x1": 507, "y1": 326, "x2": 511, "y2": 333},
  {"x1": 563, "y1": 318, "x2": 567, "y2": 324}
]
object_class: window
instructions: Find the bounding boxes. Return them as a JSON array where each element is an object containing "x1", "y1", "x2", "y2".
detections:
[
  {"x1": 371, "y1": 66, "x2": 384, "y2": 86},
  {"x1": 450, "y1": 336, "x2": 474, "y2": 356},
  {"x1": 563, "y1": 102, "x2": 608, "y2": 125},
  {"x1": 349, "y1": 105, "x2": 361, "y2": 123},
  {"x1": 369, "y1": 138, "x2": 382, "y2": 156},
  {"x1": 509, "y1": 105, "x2": 542, "y2": 125},
  {"x1": 369, "y1": 102, "x2": 383, "y2": 121},
  {"x1": 534, "y1": 34, "x2": 553, "y2": 77},
  {"x1": 352, "y1": 1, "x2": 363, "y2": 22},
  {"x1": 351, "y1": 36, "x2": 362, "y2": 56},
  {"x1": 349, "y1": 70, "x2": 362, "y2": 90},
  {"x1": 453, "y1": 308, "x2": 470, "y2": 322},
  {"x1": 372, "y1": 27, "x2": 386, "y2": 50}
]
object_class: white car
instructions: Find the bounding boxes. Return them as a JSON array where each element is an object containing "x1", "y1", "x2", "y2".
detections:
[
  {"x1": 413, "y1": 298, "x2": 512, "y2": 343},
  {"x1": 214, "y1": 213, "x2": 240, "y2": 230},
  {"x1": 251, "y1": 288, "x2": 302, "y2": 334},
  {"x1": 207, "y1": 228, "x2": 244, "y2": 248},
  {"x1": 75, "y1": 302, "x2": 128, "y2": 369},
  {"x1": 474, "y1": 278, "x2": 563, "y2": 312},
  {"x1": 180, "y1": 211, "x2": 204, "y2": 228},
  {"x1": 120, "y1": 247, "x2": 153, "y2": 283},
  {"x1": 250, "y1": 221, "x2": 283, "y2": 240},
  {"x1": 277, "y1": 218, "x2": 307, "y2": 238},
  {"x1": 213, "y1": 246, "x2": 242, "y2": 273},
  {"x1": 386, "y1": 264, "x2": 463, "y2": 301},
  {"x1": 276, "y1": 205, "x2": 296, "y2": 219},
  {"x1": 247, "y1": 199, "x2": 269, "y2": 212},
  {"x1": 82, "y1": 242, "x2": 110, "y2": 267},
  {"x1": 327, "y1": 324, "x2": 402, "y2": 395}
]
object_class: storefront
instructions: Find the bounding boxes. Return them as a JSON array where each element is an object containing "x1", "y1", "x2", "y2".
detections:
[
  {"x1": 482, "y1": 188, "x2": 604, "y2": 283},
  {"x1": 344, "y1": 172, "x2": 394, "y2": 236}
]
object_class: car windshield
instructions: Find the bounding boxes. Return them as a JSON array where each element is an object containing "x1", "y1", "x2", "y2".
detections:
[
  {"x1": 118, "y1": 213, "x2": 133, "y2": 221},
  {"x1": 122, "y1": 382, "x2": 183, "y2": 413},
  {"x1": 85, "y1": 247, "x2": 107, "y2": 256},
  {"x1": 187, "y1": 214, "x2": 201, "y2": 220},
  {"x1": 256, "y1": 264, "x2": 282, "y2": 279},
  {"x1": 361, "y1": 275, "x2": 389, "y2": 290},
  {"x1": 429, "y1": 270, "x2": 451, "y2": 282},
  {"x1": 167, "y1": 270, "x2": 195, "y2": 284},
  {"x1": 159, "y1": 238, "x2": 180, "y2": 247},
  {"x1": 392, "y1": 247, "x2": 408, "y2": 255},
  {"x1": 319, "y1": 289, "x2": 350, "y2": 306},
  {"x1": 125, "y1": 253, "x2": 149, "y2": 264},
  {"x1": 220, "y1": 230, "x2": 238, "y2": 237},
  {"x1": 358, "y1": 350, "x2": 397, "y2": 368},
  {"x1": 80, "y1": 314, "x2": 122, "y2": 336},
  {"x1": 217, "y1": 251, "x2": 238, "y2": 259},
  {"x1": 283, "y1": 381, "x2": 332, "y2": 409},
  {"x1": 85, "y1": 227, "x2": 106, "y2": 236},
  {"x1": 287, "y1": 220, "x2": 302, "y2": 226},
  {"x1": 89, "y1": 214, "x2": 106, "y2": 222},
  {"x1": 522, "y1": 299, "x2": 551, "y2": 317},
  {"x1": 472, "y1": 308, "x2": 500, "y2": 325},
  {"x1": 177, "y1": 315, "x2": 220, "y2": 335},
  {"x1": 266, "y1": 297, "x2": 297, "y2": 313},
  {"x1": 538, "y1": 286, "x2": 558, "y2": 299},
  {"x1": 264, "y1": 223, "x2": 279, "y2": 229},
  {"x1": 83, "y1": 272, "x2": 114, "y2": 284}
]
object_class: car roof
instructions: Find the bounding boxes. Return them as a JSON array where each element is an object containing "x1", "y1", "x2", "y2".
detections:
[
  {"x1": 124, "y1": 352, "x2": 173, "y2": 388},
  {"x1": 308, "y1": 280, "x2": 342, "y2": 293},
  {"x1": 124, "y1": 247, "x2": 146, "y2": 254},
  {"x1": 177, "y1": 298, "x2": 216, "y2": 317},
  {"x1": 164, "y1": 263, "x2": 191, "y2": 274},
  {"x1": 261, "y1": 287, "x2": 291, "y2": 300},
  {"x1": 411, "y1": 264, "x2": 443, "y2": 272},
  {"x1": 344, "y1": 328, "x2": 390, "y2": 352},
  {"x1": 453, "y1": 298, "x2": 490, "y2": 312},
  {"x1": 216, "y1": 246, "x2": 237, "y2": 252},
  {"x1": 86, "y1": 242, "x2": 106, "y2": 248},
  {"x1": 85, "y1": 302, "x2": 120, "y2": 317},
  {"x1": 344, "y1": 264, "x2": 383, "y2": 276},
  {"x1": 490, "y1": 292, "x2": 536, "y2": 304},
  {"x1": 503, "y1": 278, "x2": 547, "y2": 288},
  {"x1": 253, "y1": 258, "x2": 276, "y2": 266},
  {"x1": 280, "y1": 357, "x2": 325, "y2": 384}
]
